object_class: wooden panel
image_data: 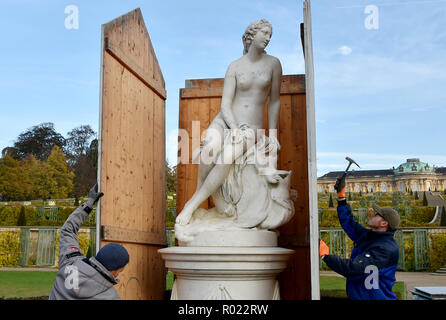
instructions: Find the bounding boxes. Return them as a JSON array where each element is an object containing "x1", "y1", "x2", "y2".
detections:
[
  {"x1": 177, "y1": 74, "x2": 311, "y2": 299},
  {"x1": 101, "y1": 226, "x2": 166, "y2": 245},
  {"x1": 98, "y1": 8, "x2": 166, "y2": 300}
]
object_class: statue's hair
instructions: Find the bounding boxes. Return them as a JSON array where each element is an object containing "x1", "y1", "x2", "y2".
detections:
[{"x1": 242, "y1": 19, "x2": 272, "y2": 55}]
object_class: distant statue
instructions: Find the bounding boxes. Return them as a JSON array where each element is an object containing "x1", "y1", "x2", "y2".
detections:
[{"x1": 175, "y1": 19, "x2": 295, "y2": 242}]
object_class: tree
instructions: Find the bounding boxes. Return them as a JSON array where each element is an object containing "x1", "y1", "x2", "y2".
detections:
[
  {"x1": 328, "y1": 194, "x2": 334, "y2": 208},
  {"x1": 86, "y1": 139, "x2": 98, "y2": 172},
  {"x1": 65, "y1": 125, "x2": 95, "y2": 167},
  {"x1": 422, "y1": 192, "x2": 428, "y2": 206},
  {"x1": 46, "y1": 145, "x2": 74, "y2": 198},
  {"x1": 0, "y1": 155, "x2": 29, "y2": 201},
  {"x1": 70, "y1": 138, "x2": 98, "y2": 198},
  {"x1": 8, "y1": 122, "x2": 65, "y2": 161},
  {"x1": 17, "y1": 206, "x2": 26, "y2": 226},
  {"x1": 441, "y1": 206, "x2": 446, "y2": 227},
  {"x1": 166, "y1": 162, "x2": 177, "y2": 194},
  {"x1": 27, "y1": 154, "x2": 57, "y2": 200},
  {"x1": 72, "y1": 154, "x2": 96, "y2": 197},
  {"x1": 1, "y1": 146, "x2": 20, "y2": 159}
]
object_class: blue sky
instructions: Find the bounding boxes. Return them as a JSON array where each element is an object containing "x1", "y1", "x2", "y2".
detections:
[{"x1": 0, "y1": 0, "x2": 445, "y2": 177}]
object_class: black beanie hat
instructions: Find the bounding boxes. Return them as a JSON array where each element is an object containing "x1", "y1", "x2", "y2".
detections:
[{"x1": 95, "y1": 243, "x2": 129, "y2": 271}]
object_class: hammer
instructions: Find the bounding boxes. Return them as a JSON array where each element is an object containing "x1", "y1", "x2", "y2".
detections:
[{"x1": 334, "y1": 157, "x2": 360, "y2": 191}]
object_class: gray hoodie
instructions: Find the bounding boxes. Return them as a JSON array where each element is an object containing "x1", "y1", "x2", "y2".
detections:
[{"x1": 49, "y1": 203, "x2": 120, "y2": 300}]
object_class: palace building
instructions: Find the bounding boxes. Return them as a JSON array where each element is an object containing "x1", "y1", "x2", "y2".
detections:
[{"x1": 317, "y1": 158, "x2": 446, "y2": 193}]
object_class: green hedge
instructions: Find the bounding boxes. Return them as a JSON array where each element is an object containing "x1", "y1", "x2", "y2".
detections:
[
  {"x1": 320, "y1": 228, "x2": 446, "y2": 272},
  {"x1": 408, "y1": 207, "x2": 436, "y2": 224},
  {"x1": 319, "y1": 209, "x2": 341, "y2": 228},
  {"x1": 429, "y1": 233, "x2": 446, "y2": 272},
  {"x1": 0, "y1": 228, "x2": 91, "y2": 268},
  {"x1": 0, "y1": 231, "x2": 20, "y2": 267},
  {"x1": 0, "y1": 205, "x2": 95, "y2": 227}
]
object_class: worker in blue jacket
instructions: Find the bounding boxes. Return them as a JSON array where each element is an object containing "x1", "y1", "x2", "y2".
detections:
[{"x1": 319, "y1": 176, "x2": 400, "y2": 300}]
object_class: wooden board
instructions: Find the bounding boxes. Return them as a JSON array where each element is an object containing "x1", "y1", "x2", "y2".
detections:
[
  {"x1": 97, "y1": 8, "x2": 166, "y2": 300},
  {"x1": 177, "y1": 74, "x2": 311, "y2": 299}
]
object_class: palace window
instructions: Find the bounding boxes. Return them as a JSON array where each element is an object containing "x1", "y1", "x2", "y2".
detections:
[
  {"x1": 413, "y1": 182, "x2": 418, "y2": 191},
  {"x1": 382, "y1": 183, "x2": 387, "y2": 192},
  {"x1": 400, "y1": 183, "x2": 405, "y2": 192}
]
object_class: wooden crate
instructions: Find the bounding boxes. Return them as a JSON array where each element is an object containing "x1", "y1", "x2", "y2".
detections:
[
  {"x1": 98, "y1": 8, "x2": 166, "y2": 300},
  {"x1": 177, "y1": 74, "x2": 311, "y2": 299}
]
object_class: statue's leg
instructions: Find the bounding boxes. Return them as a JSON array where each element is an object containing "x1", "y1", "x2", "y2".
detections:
[
  {"x1": 176, "y1": 133, "x2": 254, "y2": 225},
  {"x1": 196, "y1": 124, "x2": 225, "y2": 190},
  {"x1": 176, "y1": 163, "x2": 232, "y2": 225}
]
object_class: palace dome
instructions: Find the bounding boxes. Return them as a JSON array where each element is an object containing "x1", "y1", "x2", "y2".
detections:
[{"x1": 395, "y1": 158, "x2": 434, "y2": 175}]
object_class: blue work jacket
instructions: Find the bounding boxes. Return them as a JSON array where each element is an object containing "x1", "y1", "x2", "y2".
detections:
[{"x1": 323, "y1": 199, "x2": 399, "y2": 300}]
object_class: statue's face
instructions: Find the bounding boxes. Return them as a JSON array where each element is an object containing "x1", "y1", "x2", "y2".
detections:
[{"x1": 251, "y1": 26, "x2": 272, "y2": 50}]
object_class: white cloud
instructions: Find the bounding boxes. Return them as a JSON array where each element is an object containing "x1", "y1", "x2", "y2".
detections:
[{"x1": 338, "y1": 45, "x2": 352, "y2": 55}]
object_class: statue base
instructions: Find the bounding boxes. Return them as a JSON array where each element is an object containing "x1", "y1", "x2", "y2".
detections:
[{"x1": 158, "y1": 230, "x2": 294, "y2": 300}]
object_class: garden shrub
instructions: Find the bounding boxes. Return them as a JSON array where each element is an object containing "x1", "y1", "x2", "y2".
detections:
[
  {"x1": 320, "y1": 209, "x2": 341, "y2": 228},
  {"x1": 349, "y1": 201, "x2": 360, "y2": 209},
  {"x1": 429, "y1": 233, "x2": 446, "y2": 272},
  {"x1": 17, "y1": 206, "x2": 26, "y2": 226},
  {"x1": 399, "y1": 219, "x2": 430, "y2": 228},
  {"x1": 403, "y1": 236, "x2": 415, "y2": 271},
  {"x1": 318, "y1": 200, "x2": 328, "y2": 209},
  {"x1": 53, "y1": 229, "x2": 90, "y2": 268},
  {"x1": 0, "y1": 205, "x2": 95, "y2": 227},
  {"x1": 0, "y1": 207, "x2": 17, "y2": 226},
  {"x1": 409, "y1": 207, "x2": 436, "y2": 224},
  {"x1": 0, "y1": 231, "x2": 20, "y2": 267}
]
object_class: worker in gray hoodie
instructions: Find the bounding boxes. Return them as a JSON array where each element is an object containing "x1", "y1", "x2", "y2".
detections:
[{"x1": 49, "y1": 184, "x2": 129, "y2": 300}]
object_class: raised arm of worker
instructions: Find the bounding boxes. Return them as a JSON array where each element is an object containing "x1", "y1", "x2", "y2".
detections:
[
  {"x1": 58, "y1": 184, "x2": 103, "y2": 269},
  {"x1": 335, "y1": 177, "x2": 367, "y2": 242}
]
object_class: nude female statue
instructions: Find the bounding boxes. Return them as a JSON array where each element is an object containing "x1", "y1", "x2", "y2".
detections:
[{"x1": 176, "y1": 19, "x2": 283, "y2": 226}]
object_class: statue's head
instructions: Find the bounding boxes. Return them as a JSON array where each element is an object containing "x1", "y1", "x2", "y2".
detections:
[{"x1": 242, "y1": 19, "x2": 272, "y2": 55}]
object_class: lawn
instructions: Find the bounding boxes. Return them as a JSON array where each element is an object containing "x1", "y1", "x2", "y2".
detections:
[
  {"x1": 320, "y1": 276, "x2": 406, "y2": 300},
  {"x1": 0, "y1": 271, "x2": 406, "y2": 300},
  {"x1": 0, "y1": 270, "x2": 57, "y2": 299}
]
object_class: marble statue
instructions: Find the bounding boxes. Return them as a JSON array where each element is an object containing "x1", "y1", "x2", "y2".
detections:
[{"x1": 175, "y1": 19, "x2": 296, "y2": 243}]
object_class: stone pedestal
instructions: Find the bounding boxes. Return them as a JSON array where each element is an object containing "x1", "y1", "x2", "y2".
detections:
[{"x1": 158, "y1": 230, "x2": 294, "y2": 300}]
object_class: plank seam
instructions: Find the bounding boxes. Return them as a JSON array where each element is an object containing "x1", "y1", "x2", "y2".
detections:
[{"x1": 104, "y1": 37, "x2": 167, "y2": 100}]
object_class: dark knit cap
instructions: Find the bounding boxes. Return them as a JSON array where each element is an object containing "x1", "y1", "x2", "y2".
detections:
[{"x1": 95, "y1": 243, "x2": 129, "y2": 271}]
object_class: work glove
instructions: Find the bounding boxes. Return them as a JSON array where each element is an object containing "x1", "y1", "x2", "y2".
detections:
[
  {"x1": 319, "y1": 240, "x2": 329, "y2": 258},
  {"x1": 85, "y1": 184, "x2": 104, "y2": 208},
  {"x1": 334, "y1": 176, "x2": 346, "y2": 199}
]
